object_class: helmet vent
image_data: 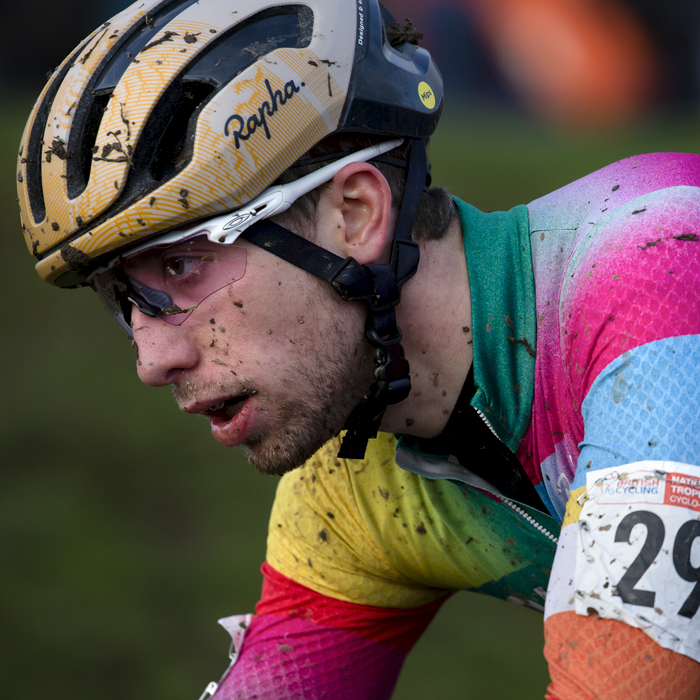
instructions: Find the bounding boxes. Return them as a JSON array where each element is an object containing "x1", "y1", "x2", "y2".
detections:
[
  {"x1": 148, "y1": 81, "x2": 217, "y2": 182},
  {"x1": 66, "y1": 0, "x2": 201, "y2": 200},
  {"x1": 182, "y1": 6, "x2": 313, "y2": 88},
  {"x1": 124, "y1": 7, "x2": 313, "y2": 195},
  {"x1": 93, "y1": 0, "x2": 202, "y2": 94},
  {"x1": 41, "y1": 4, "x2": 315, "y2": 262},
  {"x1": 25, "y1": 37, "x2": 91, "y2": 224},
  {"x1": 71, "y1": 92, "x2": 112, "y2": 200}
]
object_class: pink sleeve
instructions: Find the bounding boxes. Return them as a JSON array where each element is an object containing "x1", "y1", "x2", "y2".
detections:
[{"x1": 213, "y1": 562, "x2": 448, "y2": 700}]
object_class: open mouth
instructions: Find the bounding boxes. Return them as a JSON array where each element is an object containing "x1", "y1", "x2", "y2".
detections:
[{"x1": 204, "y1": 389, "x2": 258, "y2": 421}]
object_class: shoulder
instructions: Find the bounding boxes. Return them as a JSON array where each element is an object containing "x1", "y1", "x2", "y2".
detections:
[
  {"x1": 529, "y1": 153, "x2": 700, "y2": 216},
  {"x1": 560, "y1": 184, "x2": 700, "y2": 398},
  {"x1": 267, "y1": 434, "x2": 511, "y2": 605},
  {"x1": 527, "y1": 153, "x2": 700, "y2": 243},
  {"x1": 268, "y1": 434, "x2": 450, "y2": 607}
]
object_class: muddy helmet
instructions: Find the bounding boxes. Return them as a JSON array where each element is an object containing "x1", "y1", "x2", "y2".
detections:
[
  {"x1": 18, "y1": 0, "x2": 444, "y2": 457},
  {"x1": 18, "y1": 0, "x2": 442, "y2": 287}
]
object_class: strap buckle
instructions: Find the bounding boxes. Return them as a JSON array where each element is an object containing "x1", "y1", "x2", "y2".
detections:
[{"x1": 366, "y1": 329, "x2": 411, "y2": 405}]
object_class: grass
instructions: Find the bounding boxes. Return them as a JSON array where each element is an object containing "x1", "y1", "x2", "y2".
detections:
[{"x1": 2, "y1": 95, "x2": 699, "y2": 699}]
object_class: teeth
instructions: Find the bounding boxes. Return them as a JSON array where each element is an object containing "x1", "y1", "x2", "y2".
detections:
[
  {"x1": 225, "y1": 399, "x2": 245, "y2": 419},
  {"x1": 204, "y1": 394, "x2": 250, "y2": 418}
]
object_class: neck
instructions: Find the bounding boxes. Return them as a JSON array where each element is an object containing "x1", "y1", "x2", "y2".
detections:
[{"x1": 379, "y1": 214, "x2": 472, "y2": 438}]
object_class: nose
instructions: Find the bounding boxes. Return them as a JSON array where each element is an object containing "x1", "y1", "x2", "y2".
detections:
[{"x1": 132, "y1": 307, "x2": 199, "y2": 386}]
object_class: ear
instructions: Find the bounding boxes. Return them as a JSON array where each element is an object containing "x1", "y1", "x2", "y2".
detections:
[{"x1": 315, "y1": 162, "x2": 393, "y2": 264}]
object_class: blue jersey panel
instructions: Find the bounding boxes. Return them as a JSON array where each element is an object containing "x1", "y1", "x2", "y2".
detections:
[{"x1": 574, "y1": 334, "x2": 700, "y2": 489}]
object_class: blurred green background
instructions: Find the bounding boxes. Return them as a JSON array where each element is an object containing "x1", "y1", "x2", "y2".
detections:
[
  {"x1": 5, "y1": 95, "x2": 700, "y2": 700},
  {"x1": 3, "y1": 2, "x2": 700, "y2": 699}
]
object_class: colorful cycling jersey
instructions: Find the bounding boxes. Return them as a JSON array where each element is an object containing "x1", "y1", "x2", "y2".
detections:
[{"x1": 211, "y1": 153, "x2": 700, "y2": 700}]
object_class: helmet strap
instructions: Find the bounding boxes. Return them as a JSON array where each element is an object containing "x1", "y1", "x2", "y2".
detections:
[{"x1": 242, "y1": 138, "x2": 427, "y2": 459}]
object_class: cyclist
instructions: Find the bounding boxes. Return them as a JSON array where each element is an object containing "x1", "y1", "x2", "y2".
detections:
[{"x1": 18, "y1": 0, "x2": 700, "y2": 698}]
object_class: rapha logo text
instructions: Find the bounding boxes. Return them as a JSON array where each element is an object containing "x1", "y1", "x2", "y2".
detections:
[{"x1": 224, "y1": 79, "x2": 303, "y2": 149}]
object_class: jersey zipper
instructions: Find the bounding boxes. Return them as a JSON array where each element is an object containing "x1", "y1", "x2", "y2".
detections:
[
  {"x1": 497, "y1": 495, "x2": 559, "y2": 544},
  {"x1": 473, "y1": 406, "x2": 501, "y2": 439},
  {"x1": 473, "y1": 406, "x2": 559, "y2": 545}
]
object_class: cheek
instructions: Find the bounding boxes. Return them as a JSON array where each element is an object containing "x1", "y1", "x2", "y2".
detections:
[
  {"x1": 225, "y1": 260, "x2": 317, "y2": 329},
  {"x1": 219, "y1": 259, "x2": 368, "y2": 368},
  {"x1": 215, "y1": 283, "x2": 309, "y2": 355}
]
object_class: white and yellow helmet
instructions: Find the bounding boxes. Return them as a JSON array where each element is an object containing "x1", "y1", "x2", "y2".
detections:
[{"x1": 18, "y1": 0, "x2": 443, "y2": 288}]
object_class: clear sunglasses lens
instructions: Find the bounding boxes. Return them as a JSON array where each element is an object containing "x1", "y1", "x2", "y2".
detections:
[
  {"x1": 142, "y1": 245, "x2": 247, "y2": 326},
  {"x1": 91, "y1": 241, "x2": 247, "y2": 334}
]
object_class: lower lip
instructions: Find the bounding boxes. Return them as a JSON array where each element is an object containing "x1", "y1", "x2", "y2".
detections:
[{"x1": 208, "y1": 397, "x2": 255, "y2": 447}]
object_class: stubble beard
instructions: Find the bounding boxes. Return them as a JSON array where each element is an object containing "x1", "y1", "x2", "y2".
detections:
[
  {"x1": 173, "y1": 291, "x2": 374, "y2": 476},
  {"x1": 243, "y1": 278, "x2": 375, "y2": 475},
  {"x1": 243, "y1": 337, "x2": 373, "y2": 475}
]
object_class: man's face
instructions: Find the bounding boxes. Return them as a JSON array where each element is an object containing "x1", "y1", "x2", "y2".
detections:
[{"x1": 127, "y1": 235, "x2": 374, "y2": 475}]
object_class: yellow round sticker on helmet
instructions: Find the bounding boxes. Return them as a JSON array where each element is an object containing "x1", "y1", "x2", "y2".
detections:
[{"x1": 418, "y1": 81, "x2": 436, "y2": 110}]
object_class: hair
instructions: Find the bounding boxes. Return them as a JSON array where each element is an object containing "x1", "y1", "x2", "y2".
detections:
[{"x1": 272, "y1": 133, "x2": 456, "y2": 243}]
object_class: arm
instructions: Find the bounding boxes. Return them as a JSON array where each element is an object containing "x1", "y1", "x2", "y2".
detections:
[
  {"x1": 213, "y1": 432, "x2": 551, "y2": 698},
  {"x1": 544, "y1": 610, "x2": 700, "y2": 700},
  {"x1": 214, "y1": 434, "x2": 463, "y2": 699},
  {"x1": 544, "y1": 185, "x2": 700, "y2": 699},
  {"x1": 214, "y1": 562, "x2": 446, "y2": 700}
]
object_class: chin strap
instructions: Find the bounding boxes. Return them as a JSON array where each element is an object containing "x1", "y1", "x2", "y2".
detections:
[{"x1": 242, "y1": 138, "x2": 427, "y2": 459}]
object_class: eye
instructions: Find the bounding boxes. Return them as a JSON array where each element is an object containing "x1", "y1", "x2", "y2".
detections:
[{"x1": 164, "y1": 255, "x2": 201, "y2": 278}]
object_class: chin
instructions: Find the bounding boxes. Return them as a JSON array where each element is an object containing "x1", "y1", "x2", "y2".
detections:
[
  {"x1": 239, "y1": 334, "x2": 373, "y2": 475},
  {"x1": 242, "y1": 424, "x2": 338, "y2": 476}
]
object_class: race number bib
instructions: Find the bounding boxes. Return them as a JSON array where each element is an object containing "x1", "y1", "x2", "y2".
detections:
[{"x1": 574, "y1": 461, "x2": 700, "y2": 661}]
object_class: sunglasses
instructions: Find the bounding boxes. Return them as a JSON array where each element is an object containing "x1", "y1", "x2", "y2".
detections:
[{"x1": 89, "y1": 138, "x2": 403, "y2": 338}]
